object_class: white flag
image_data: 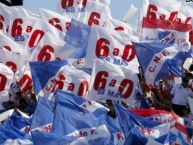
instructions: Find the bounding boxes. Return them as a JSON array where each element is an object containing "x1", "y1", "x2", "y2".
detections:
[
  {"x1": 0, "y1": 63, "x2": 14, "y2": 110},
  {"x1": 27, "y1": 20, "x2": 76, "y2": 62},
  {"x1": 141, "y1": 0, "x2": 192, "y2": 46},
  {"x1": 85, "y1": 27, "x2": 139, "y2": 72},
  {"x1": 0, "y1": 3, "x2": 11, "y2": 33},
  {"x1": 9, "y1": 7, "x2": 40, "y2": 47},
  {"x1": 88, "y1": 59, "x2": 139, "y2": 103},
  {"x1": 0, "y1": 33, "x2": 26, "y2": 54},
  {"x1": 39, "y1": 8, "x2": 71, "y2": 34}
]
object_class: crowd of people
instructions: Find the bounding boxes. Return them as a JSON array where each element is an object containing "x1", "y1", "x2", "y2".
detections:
[{"x1": 3, "y1": 63, "x2": 193, "y2": 119}]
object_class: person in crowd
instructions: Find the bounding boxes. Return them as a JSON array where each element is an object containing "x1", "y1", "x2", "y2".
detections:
[
  {"x1": 2, "y1": 83, "x2": 37, "y2": 116},
  {"x1": 142, "y1": 83, "x2": 156, "y2": 108},
  {"x1": 155, "y1": 80, "x2": 171, "y2": 111},
  {"x1": 2, "y1": 82, "x2": 22, "y2": 109},
  {"x1": 171, "y1": 77, "x2": 193, "y2": 117}
]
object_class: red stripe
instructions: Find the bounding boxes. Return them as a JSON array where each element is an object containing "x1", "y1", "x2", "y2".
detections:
[
  {"x1": 175, "y1": 122, "x2": 187, "y2": 134},
  {"x1": 175, "y1": 122, "x2": 190, "y2": 143},
  {"x1": 142, "y1": 18, "x2": 192, "y2": 32},
  {"x1": 132, "y1": 109, "x2": 171, "y2": 117}
]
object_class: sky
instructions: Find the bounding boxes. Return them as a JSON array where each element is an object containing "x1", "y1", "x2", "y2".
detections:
[
  {"x1": 23, "y1": 0, "x2": 193, "y2": 25},
  {"x1": 23, "y1": 0, "x2": 141, "y2": 24}
]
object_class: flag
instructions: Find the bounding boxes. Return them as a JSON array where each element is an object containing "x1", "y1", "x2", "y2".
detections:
[
  {"x1": 88, "y1": 59, "x2": 139, "y2": 103},
  {"x1": 39, "y1": 8, "x2": 71, "y2": 33},
  {"x1": 85, "y1": 26, "x2": 139, "y2": 71},
  {"x1": 0, "y1": 50, "x2": 31, "y2": 93},
  {"x1": 2, "y1": 111, "x2": 32, "y2": 135},
  {"x1": 65, "y1": 19, "x2": 91, "y2": 58},
  {"x1": 122, "y1": 4, "x2": 138, "y2": 24},
  {"x1": 0, "y1": 49, "x2": 28, "y2": 74},
  {"x1": 30, "y1": 60, "x2": 90, "y2": 100},
  {"x1": 0, "y1": 110, "x2": 32, "y2": 145},
  {"x1": 27, "y1": 19, "x2": 78, "y2": 62},
  {"x1": 0, "y1": 3, "x2": 11, "y2": 33},
  {"x1": 58, "y1": 0, "x2": 111, "y2": 27},
  {"x1": 31, "y1": 90, "x2": 111, "y2": 145},
  {"x1": 0, "y1": 63, "x2": 14, "y2": 110},
  {"x1": 141, "y1": 0, "x2": 192, "y2": 46},
  {"x1": 105, "y1": 18, "x2": 132, "y2": 34},
  {"x1": 0, "y1": 33, "x2": 25, "y2": 54},
  {"x1": 16, "y1": 64, "x2": 33, "y2": 93},
  {"x1": 133, "y1": 42, "x2": 192, "y2": 84},
  {"x1": 114, "y1": 104, "x2": 175, "y2": 145},
  {"x1": 30, "y1": 97, "x2": 54, "y2": 132},
  {"x1": 132, "y1": 109, "x2": 190, "y2": 144},
  {"x1": 116, "y1": 105, "x2": 189, "y2": 145},
  {"x1": 9, "y1": 7, "x2": 40, "y2": 47}
]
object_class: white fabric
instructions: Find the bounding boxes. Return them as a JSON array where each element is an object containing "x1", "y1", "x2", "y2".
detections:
[
  {"x1": 0, "y1": 33, "x2": 25, "y2": 54},
  {"x1": 9, "y1": 7, "x2": 40, "y2": 47},
  {"x1": 27, "y1": 19, "x2": 76, "y2": 62},
  {"x1": 0, "y1": 109, "x2": 14, "y2": 122},
  {"x1": 37, "y1": 65, "x2": 90, "y2": 100},
  {"x1": 39, "y1": 8, "x2": 71, "y2": 34},
  {"x1": 85, "y1": 27, "x2": 139, "y2": 72},
  {"x1": 88, "y1": 59, "x2": 139, "y2": 103},
  {"x1": 0, "y1": 63, "x2": 14, "y2": 110},
  {"x1": 171, "y1": 84, "x2": 193, "y2": 105},
  {"x1": 0, "y1": 3, "x2": 11, "y2": 33},
  {"x1": 141, "y1": 0, "x2": 192, "y2": 46},
  {"x1": 58, "y1": 0, "x2": 111, "y2": 27}
]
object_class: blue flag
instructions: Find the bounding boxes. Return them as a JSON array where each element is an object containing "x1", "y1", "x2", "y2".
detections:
[
  {"x1": 114, "y1": 104, "x2": 179, "y2": 145},
  {"x1": 32, "y1": 90, "x2": 128, "y2": 145},
  {"x1": 133, "y1": 42, "x2": 192, "y2": 84},
  {"x1": 65, "y1": 19, "x2": 91, "y2": 58},
  {"x1": 0, "y1": 111, "x2": 32, "y2": 144},
  {"x1": 32, "y1": 90, "x2": 111, "y2": 145},
  {"x1": 30, "y1": 97, "x2": 54, "y2": 132}
]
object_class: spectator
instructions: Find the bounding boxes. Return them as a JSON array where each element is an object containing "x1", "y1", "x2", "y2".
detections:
[
  {"x1": 143, "y1": 84, "x2": 156, "y2": 108},
  {"x1": 171, "y1": 77, "x2": 193, "y2": 117}
]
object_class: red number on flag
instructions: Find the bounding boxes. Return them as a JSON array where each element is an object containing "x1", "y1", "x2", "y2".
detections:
[
  {"x1": 122, "y1": 45, "x2": 136, "y2": 62},
  {"x1": 189, "y1": 31, "x2": 193, "y2": 45},
  {"x1": 37, "y1": 45, "x2": 54, "y2": 62},
  {"x1": 114, "y1": 26, "x2": 124, "y2": 31},
  {"x1": 118, "y1": 79, "x2": 133, "y2": 99},
  {"x1": 65, "y1": 22, "x2": 71, "y2": 30},
  {"x1": 11, "y1": 18, "x2": 23, "y2": 38},
  {"x1": 5, "y1": 61, "x2": 17, "y2": 73},
  {"x1": 80, "y1": 0, "x2": 87, "y2": 7},
  {"x1": 0, "y1": 15, "x2": 4, "y2": 30},
  {"x1": 61, "y1": 0, "x2": 74, "y2": 9},
  {"x1": 93, "y1": 71, "x2": 108, "y2": 90},
  {"x1": 28, "y1": 30, "x2": 45, "y2": 48},
  {"x1": 49, "y1": 18, "x2": 62, "y2": 31},
  {"x1": 26, "y1": 26, "x2": 33, "y2": 33},
  {"x1": 146, "y1": 4, "x2": 157, "y2": 19},
  {"x1": 19, "y1": 74, "x2": 32, "y2": 93},
  {"x1": 88, "y1": 12, "x2": 100, "y2": 26},
  {"x1": 1, "y1": 46, "x2": 11, "y2": 52},
  {"x1": 96, "y1": 38, "x2": 110, "y2": 58},
  {"x1": 0, "y1": 73, "x2": 7, "y2": 92},
  {"x1": 78, "y1": 80, "x2": 88, "y2": 97}
]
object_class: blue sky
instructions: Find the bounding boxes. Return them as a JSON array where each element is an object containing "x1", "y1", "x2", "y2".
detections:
[
  {"x1": 23, "y1": 0, "x2": 141, "y2": 24},
  {"x1": 23, "y1": 0, "x2": 193, "y2": 25}
]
